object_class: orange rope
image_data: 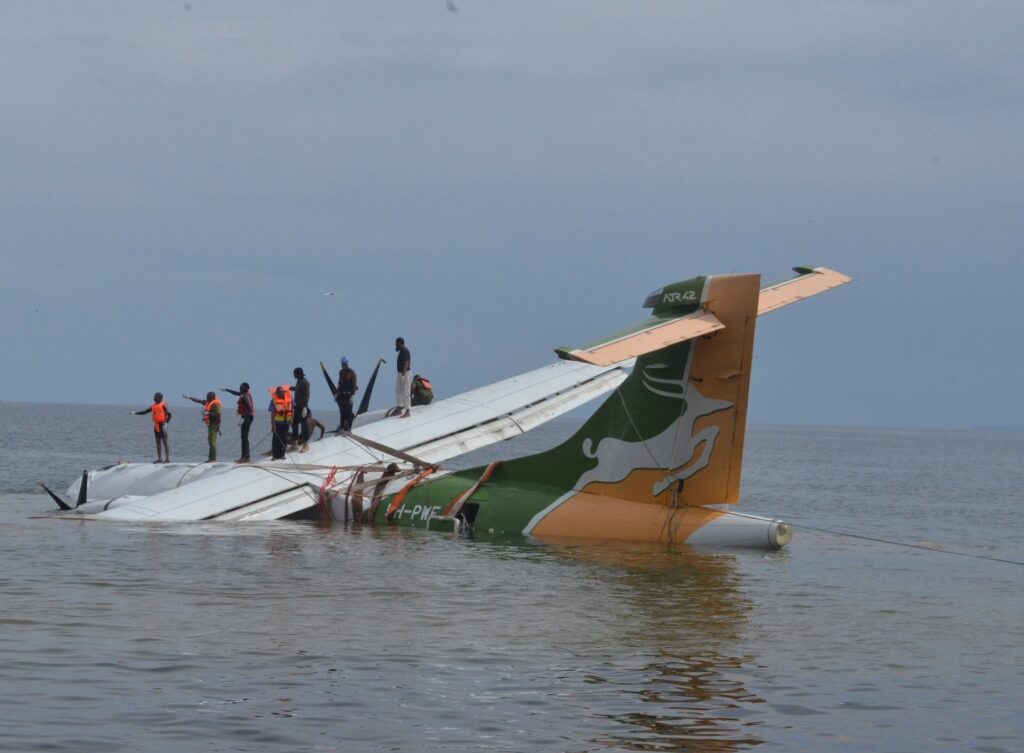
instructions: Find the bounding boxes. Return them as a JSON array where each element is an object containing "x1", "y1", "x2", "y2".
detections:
[
  {"x1": 442, "y1": 461, "x2": 501, "y2": 517},
  {"x1": 318, "y1": 465, "x2": 339, "y2": 520},
  {"x1": 385, "y1": 467, "x2": 436, "y2": 521}
]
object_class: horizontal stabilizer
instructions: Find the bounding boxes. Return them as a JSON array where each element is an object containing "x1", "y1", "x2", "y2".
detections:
[
  {"x1": 556, "y1": 311, "x2": 724, "y2": 366},
  {"x1": 556, "y1": 266, "x2": 851, "y2": 366},
  {"x1": 757, "y1": 266, "x2": 852, "y2": 315}
]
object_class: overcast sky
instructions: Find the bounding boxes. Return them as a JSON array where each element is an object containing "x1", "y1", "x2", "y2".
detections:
[{"x1": 1, "y1": 1, "x2": 1021, "y2": 429}]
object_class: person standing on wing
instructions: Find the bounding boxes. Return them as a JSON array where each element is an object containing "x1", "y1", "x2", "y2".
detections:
[
  {"x1": 183, "y1": 391, "x2": 222, "y2": 462},
  {"x1": 395, "y1": 337, "x2": 412, "y2": 418},
  {"x1": 291, "y1": 367, "x2": 311, "y2": 452},
  {"x1": 131, "y1": 392, "x2": 172, "y2": 463},
  {"x1": 268, "y1": 385, "x2": 293, "y2": 460},
  {"x1": 223, "y1": 382, "x2": 255, "y2": 463},
  {"x1": 335, "y1": 356, "x2": 358, "y2": 433}
]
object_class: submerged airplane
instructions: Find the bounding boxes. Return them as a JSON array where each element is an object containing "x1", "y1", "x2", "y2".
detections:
[{"x1": 40, "y1": 266, "x2": 850, "y2": 549}]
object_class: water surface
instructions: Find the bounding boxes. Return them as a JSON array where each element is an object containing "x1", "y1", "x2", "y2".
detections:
[{"x1": 1, "y1": 403, "x2": 1021, "y2": 751}]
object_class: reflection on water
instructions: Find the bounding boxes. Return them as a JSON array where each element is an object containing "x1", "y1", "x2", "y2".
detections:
[
  {"x1": 539, "y1": 541, "x2": 762, "y2": 751},
  {"x1": 546, "y1": 541, "x2": 750, "y2": 639},
  {"x1": 600, "y1": 654, "x2": 763, "y2": 751}
]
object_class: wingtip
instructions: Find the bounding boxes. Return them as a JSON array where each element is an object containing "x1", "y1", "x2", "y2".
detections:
[{"x1": 792, "y1": 265, "x2": 853, "y2": 284}]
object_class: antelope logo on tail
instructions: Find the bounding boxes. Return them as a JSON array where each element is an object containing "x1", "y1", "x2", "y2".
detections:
[{"x1": 576, "y1": 363, "x2": 734, "y2": 497}]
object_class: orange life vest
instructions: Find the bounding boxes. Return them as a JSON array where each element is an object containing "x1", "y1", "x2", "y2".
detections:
[
  {"x1": 269, "y1": 386, "x2": 293, "y2": 422},
  {"x1": 151, "y1": 401, "x2": 169, "y2": 426},
  {"x1": 203, "y1": 397, "x2": 222, "y2": 425}
]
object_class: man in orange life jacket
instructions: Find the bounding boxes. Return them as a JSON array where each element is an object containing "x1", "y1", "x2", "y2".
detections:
[
  {"x1": 268, "y1": 385, "x2": 293, "y2": 460},
  {"x1": 224, "y1": 382, "x2": 255, "y2": 463},
  {"x1": 131, "y1": 392, "x2": 172, "y2": 463},
  {"x1": 184, "y1": 391, "x2": 222, "y2": 462}
]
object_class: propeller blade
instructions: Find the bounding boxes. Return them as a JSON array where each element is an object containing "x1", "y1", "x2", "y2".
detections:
[
  {"x1": 357, "y1": 358, "x2": 385, "y2": 415},
  {"x1": 36, "y1": 481, "x2": 72, "y2": 511},
  {"x1": 320, "y1": 361, "x2": 338, "y2": 397},
  {"x1": 76, "y1": 470, "x2": 88, "y2": 508}
]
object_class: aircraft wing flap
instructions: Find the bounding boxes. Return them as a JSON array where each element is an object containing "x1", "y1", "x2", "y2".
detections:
[
  {"x1": 556, "y1": 312, "x2": 725, "y2": 367},
  {"x1": 757, "y1": 266, "x2": 852, "y2": 315}
]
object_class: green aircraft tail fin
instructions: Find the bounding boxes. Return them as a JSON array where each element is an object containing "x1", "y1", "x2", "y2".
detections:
[
  {"x1": 501, "y1": 272, "x2": 763, "y2": 508},
  {"x1": 385, "y1": 267, "x2": 849, "y2": 538}
]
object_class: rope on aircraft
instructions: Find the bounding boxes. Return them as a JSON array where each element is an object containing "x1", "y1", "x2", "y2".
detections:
[
  {"x1": 615, "y1": 386, "x2": 662, "y2": 471},
  {"x1": 345, "y1": 470, "x2": 366, "y2": 524},
  {"x1": 317, "y1": 465, "x2": 339, "y2": 521},
  {"x1": 664, "y1": 367, "x2": 696, "y2": 489},
  {"x1": 385, "y1": 467, "x2": 436, "y2": 520},
  {"x1": 249, "y1": 429, "x2": 272, "y2": 452},
  {"x1": 441, "y1": 461, "x2": 502, "y2": 518},
  {"x1": 346, "y1": 432, "x2": 435, "y2": 470},
  {"x1": 175, "y1": 463, "x2": 204, "y2": 488}
]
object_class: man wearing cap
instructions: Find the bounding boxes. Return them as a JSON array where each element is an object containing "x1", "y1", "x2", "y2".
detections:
[{"x1": 335, "y1": 357, "x2": 359, "y2": 433}]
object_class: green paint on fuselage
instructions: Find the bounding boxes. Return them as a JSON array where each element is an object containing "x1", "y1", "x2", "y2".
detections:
[
  {"x1": 378, "y1": 326, "x2": 701, "y2": 534},
  {"x1": 374, "y1": 469, "x2": 567, "y2": 535},
  {"x1": 377, "y1": 274, "x2": 711, "y2": 536}
]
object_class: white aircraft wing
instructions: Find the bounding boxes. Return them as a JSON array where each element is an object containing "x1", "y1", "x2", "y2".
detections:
[
  {"x1": 68, "y1": 360, "x2": 628, "y2": 522},
  {"x1": 353, "y1": 359, "x2": 628, "y2": 462}
]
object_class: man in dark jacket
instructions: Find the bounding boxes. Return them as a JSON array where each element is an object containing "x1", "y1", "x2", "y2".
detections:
[
  {"x1": 224, "y1": 382, "x2": 255, "y2": 462},
  {"x1": 335, "y1": 356, "x2": 358, "y2": 433},
  {"x1": 292, "y1": 367, "x2": 311, "y2": 451}
]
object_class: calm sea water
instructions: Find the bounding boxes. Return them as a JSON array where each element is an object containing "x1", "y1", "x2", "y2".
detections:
[{"x1": 1, "y1": 402, "x2": 1022, "y2": 752}]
